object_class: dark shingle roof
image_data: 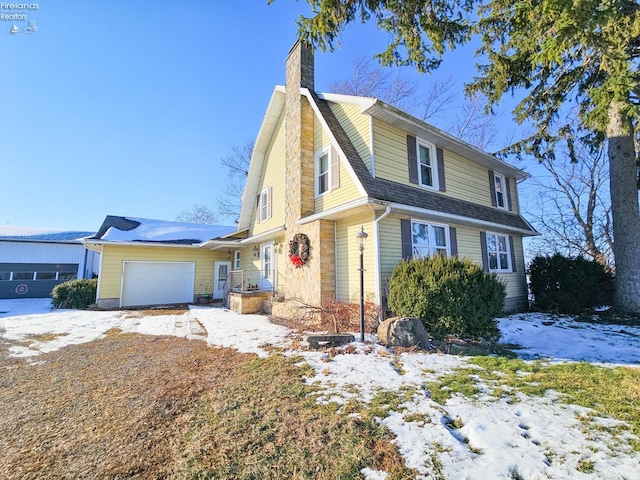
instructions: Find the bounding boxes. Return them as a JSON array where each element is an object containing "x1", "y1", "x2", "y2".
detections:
[{"x1": 311, "y1": 92, "x2": 537, "y2": 234}]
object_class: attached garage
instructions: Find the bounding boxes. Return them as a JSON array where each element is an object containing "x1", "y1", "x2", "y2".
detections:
[{"x1": 121, "y1": 261, "x2": 195, "y2": 307}]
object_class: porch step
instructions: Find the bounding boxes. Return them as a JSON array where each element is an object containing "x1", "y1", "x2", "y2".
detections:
[{"x1": 305, "y1": 333, "x2": 355, "y2": 349}]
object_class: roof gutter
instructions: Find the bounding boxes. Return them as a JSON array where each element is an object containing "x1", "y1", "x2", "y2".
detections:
[
  {"x1": 381, "y1": 201, "x2": 539, "y2": 236},
  {"x1": 200, "y1": 225, "x2": 286, "y2": 249},
  {"x1": 296, "y1": 197, "x2": 371, "y2": 225},
  {"x1": 81, "y1": 239, "x2": 204, "y2": 249}
]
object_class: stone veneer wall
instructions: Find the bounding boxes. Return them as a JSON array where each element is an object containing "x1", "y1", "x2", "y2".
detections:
[
  {"x1": 283, "y1": 220, "x2": 335, "y2": 306},
  {"x1": 282, "y1": 41, "x2": 336, "y2": 308},
  {"x1": 228, "y1": 291, "x2": 271, "y2": 315}
]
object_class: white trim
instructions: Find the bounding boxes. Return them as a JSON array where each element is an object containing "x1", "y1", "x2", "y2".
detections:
[
  {"x1": 410, "y1": 219, "x2": 450, "y2": 258},
  {"x1": 493, "y1": 171, "x2": 507, "y2": 210},
  {"x1": 314, "y1": 146, "x2": 332, "y2": 197},
  {"x1": 485, "y1": 232, "x2": 512, "y2": 272},
  {"x1": 239, "y1": 225, "x2": 286, "y2": 244},
  {"x1": 233, "y1": 250, "x2": 241, "y2": 270},
  {"x1": 296, "y1": 197, "x2": 371, "y2": 225},
  {"x1": 82, "y1": 240, "x2": 200, "y2": 249},
  {"x1": 383, "y1": 201, "x2": 539, "y2": 237},
  {"x1": 301, "y1": 88, "x2": 368, "y2": 197},
  {"x1": 316, "y1": 91, "x2": 377, "y2": 110},
  {"x1": 257, "y1": 186, "x2": 272, "y2": 222},
  {"x1": 369, "y1": 115, "x2": 376, "y2": 178},
  {"x1": 416, "y1": 137, "x2": 439, "y2": 190},
  {"x1": 373, "y1": 205, "x2": 392, "y2": 310},
  {"x1": 260, "y1": 241, "x2": 276, "y2": 290},
  {"x1": 213, "y1": 261, "x2": 232, "y2": 299}
]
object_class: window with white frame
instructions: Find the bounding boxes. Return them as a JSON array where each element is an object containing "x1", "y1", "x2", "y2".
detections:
[
  {"x1": 418, "y1": 139, "x2": 438, "y2": 189},
  {"x1": 257, "y1": 187, "x2": 272, "y2": 223},
  {"x1": 316, "y1": 148, "x2": 330, "y2": 196},
  {"x1": 233, "y1": 250, "x2": 241, "y2": 270},
  {"x1": 486, "y1": 232, "x2": 511, "y2": 271},
  {"x1": 412, "y1": 220, "x2": 449, "y2": 258},
  {"x1": 493, "y1": 172, "x2": 506, "y2": 209}
]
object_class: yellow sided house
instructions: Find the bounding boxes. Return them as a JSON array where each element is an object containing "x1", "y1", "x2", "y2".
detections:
[
  {"x1": 83, "y1": 217, "x2": 238, "y2": 309},
  {"x1": 87, "y1": 41, "x2": 537, "y2": 314}
]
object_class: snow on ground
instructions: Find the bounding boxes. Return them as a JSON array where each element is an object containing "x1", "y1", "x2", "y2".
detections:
[{"x1": 1, "y1": 298, "x2": 639, "y2": 479}]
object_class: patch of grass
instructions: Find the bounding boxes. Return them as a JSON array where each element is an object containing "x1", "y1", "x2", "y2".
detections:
[
  {"x1": 429, "y1": 356, "x2": 640, "y2": 450},
  {"x1": 424, "y1": 368, "x2": 482, "y2": 404},
  {"x1": 574, "y1": 309, "x2": 640, "y2": 326},
  {"x1": 577, "y1": 458, "x2": 595, "y2": 473},
  {"x1": 175, "y1": 354, "x2": 417, "y2": 479},
  {"x1": 16, "y1": 332, "x2": 70, "y2": 344}
]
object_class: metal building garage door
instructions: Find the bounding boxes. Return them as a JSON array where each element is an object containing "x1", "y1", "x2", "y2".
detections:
[{"x1": 121, "y1": 261, "x2": 195, "y2": 307}]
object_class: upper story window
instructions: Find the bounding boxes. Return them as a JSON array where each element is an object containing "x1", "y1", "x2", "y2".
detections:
[
  {"x1": 257, "y1": 186, "x2": 272, "y2": 223},
  {"x1": 407, "y1": 135, "x2": 445, "y2": 191},
  {"x1": 493, "y1": 172, "x2": 506, "y2": 209},
  {"x1": 486, "y1": 232, "x2": 511, "y2": 271},
  {"x1": 412, "y1": 220, "x2": 449, "y2": 258},
  {"x1": 315, "y1": 146, "x2": 340, "y2": 197},
  {"x1": 317, "y1": 150, "x2": 330, "y2": 195},
  {"x1": 489, "y1": 170, "x2": 513, "y2": 211},
  {"x1": 418, "y1": 140, "x2": 438, "y2": 189}
]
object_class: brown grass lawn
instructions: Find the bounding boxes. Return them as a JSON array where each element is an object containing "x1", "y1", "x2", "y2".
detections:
[
  {"x1": 0, "y1": 325, "x2": 413, "y2": 479},
  {"x1": 0, "y1": 331, "x2": 249, "y2": 479}
]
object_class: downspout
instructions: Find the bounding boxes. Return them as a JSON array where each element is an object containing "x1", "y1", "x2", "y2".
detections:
[
  {"x1": 373, "y1": 205, "x2": 392, "y2": 322},
  {"x1": 334, "y1": 221, "x2": 338, "y2": 300}
]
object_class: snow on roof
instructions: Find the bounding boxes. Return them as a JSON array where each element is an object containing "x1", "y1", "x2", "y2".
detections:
[
  {"x1": 99, "y1": 217, "x2": 236, "y2": 244},
  {"x1": 0, "y1": 225, "x2": 94, "y2": 242}
]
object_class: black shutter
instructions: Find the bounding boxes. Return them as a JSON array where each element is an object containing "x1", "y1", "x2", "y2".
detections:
[
  {"x1": 480, "y1": 231, "x2": 489, "y2": 271},
  {"x1": 506, "y1": 177, "x2": 513, "y2": 211},
  {"x1": 449, "y1": 227, "x2": 457, "y2": 257},
  {"x1": 401, "y1": 219, "x2": 413, "y2": 260},
  {"x1": 437, "y1": 147, "x2": 446, "y2": 192},
  {"x1": 509, "y1": 236, "x2": 517, "y2": 272},
  {"x1": 489, "y1": 171, "x2": 497, "y2": 207},
  {"x1": 407, "y1": 135, "x2": 418, "y2": 184}
]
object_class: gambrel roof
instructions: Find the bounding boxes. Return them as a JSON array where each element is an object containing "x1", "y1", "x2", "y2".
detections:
[{"x1": 239, "y1": 86, "x2": 538, "y2": 237}]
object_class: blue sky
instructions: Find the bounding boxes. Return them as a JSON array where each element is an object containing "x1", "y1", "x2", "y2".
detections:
[{"x1": 2, "y1": 1, "x2": 525, "y2": 232}]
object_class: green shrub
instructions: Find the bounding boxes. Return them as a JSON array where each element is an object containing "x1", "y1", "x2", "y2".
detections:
[
  {"x1": 528, "y1": 253, "x2": 613, "y2": 314},
  {"x1": 387, "y1": 255, "x2": 506, "y2": 339},
  {"x1": 51, "y1": 279, "x2": 98, "y2": 309}
]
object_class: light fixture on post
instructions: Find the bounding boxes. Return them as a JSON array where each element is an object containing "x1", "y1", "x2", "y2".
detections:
[
  {"x1": 226, "y1": 248, "x2": 231, "y2": 260},
  {"x1": 253, "y1": 245, "x2": 259, "y2": 258},
  {"x1": 355, "y1": 225, "x2": 368, "y2": 342}
]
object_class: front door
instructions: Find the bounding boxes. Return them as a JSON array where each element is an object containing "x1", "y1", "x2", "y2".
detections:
[
  {"x1": 213, "y1": 261, "x2": 231, "y2": 299},
  {"x1": 260, "y1": 243, "x2": 275, "y2": 291}
]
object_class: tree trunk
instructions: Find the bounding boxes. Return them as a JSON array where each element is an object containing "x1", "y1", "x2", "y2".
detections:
[{"x1": 607, "y1": 101, "x2": 640, "y2": 314}]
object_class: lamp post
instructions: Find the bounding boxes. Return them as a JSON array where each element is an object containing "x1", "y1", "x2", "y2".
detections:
[{"x1": 355, "y1": 225, "x2": 368, "y2": 342}]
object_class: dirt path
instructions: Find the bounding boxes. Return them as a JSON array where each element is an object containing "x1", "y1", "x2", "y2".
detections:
[{"x1": 0, "y1": 331, "x2": 251, "y2": 479}]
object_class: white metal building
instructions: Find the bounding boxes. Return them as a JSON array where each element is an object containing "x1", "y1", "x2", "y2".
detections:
[{"x1": 0, "y1": 226, "x2": 99, "y2": 299}]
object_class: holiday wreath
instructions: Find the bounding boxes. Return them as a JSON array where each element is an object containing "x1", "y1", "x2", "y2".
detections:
[{"x1": 288, "y1": 233, "x2": 310, "y2": 267}]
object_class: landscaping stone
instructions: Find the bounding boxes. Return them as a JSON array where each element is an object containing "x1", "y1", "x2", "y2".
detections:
[
  {"x1": 377, "y1": 317, "x2": 431, "y2": 349},
  {"x1": 305, "y1": 333, "x2": 355, "y2": 349}
]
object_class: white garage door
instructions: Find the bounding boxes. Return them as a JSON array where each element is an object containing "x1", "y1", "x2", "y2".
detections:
[{"x1": 121, "y1": 261, "x2": 195, "y2": 307}]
